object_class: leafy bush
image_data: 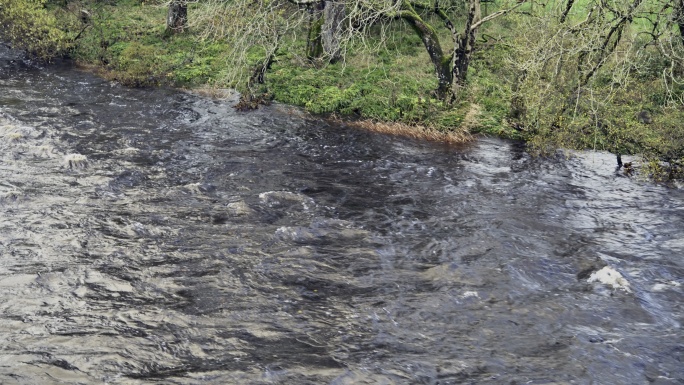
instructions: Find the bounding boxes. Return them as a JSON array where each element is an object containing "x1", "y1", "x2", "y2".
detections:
[{"x1": 0, "y1": 0, "x2": 75, "y2": 58}]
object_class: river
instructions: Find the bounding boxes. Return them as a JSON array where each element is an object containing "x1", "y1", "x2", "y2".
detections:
[{"x1": 1, "y1": 44, "x2": 683, "y2": 384}]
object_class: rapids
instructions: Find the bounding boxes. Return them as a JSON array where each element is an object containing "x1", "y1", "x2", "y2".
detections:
[{"x1": 1, "y1": 44, "x2": 682, "y2": 384}]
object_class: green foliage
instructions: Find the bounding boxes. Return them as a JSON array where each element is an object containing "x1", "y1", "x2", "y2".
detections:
[
  {"x1": 498, "y1": 0, "x2": 684, "y2": 178},
  {"x1": 67, "y1": 1, "x2": 233, "y2": 87},
  {"x1": 465, "y1": 45, "x2": 518, "y2": 138},
  {"x1": 523, "y1": 73, "x2": 684, "y2": 177},
  {"x1": 173, "y1": 55, "x2": 215, "y2": 84},
  {"x1": 111, "y1": 41, "x2": 170, "y2": 86},
  {"x1": 0, "y1": 0, "x2": 75, "y2": 58},
  {"x1": 430, "y1": 107, "x2": 465, "y2": 129},
  {"x1": 267, "y1": 56, "x2": 446, "y2": 124}
]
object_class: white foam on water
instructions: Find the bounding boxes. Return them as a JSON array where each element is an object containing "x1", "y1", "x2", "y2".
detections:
[
  {"x1": 114, "y1": 147, "x2": 140, "y2": 156},
  {"x1": 651, "y1": 281, "x2": 681, "y2": 292},
  {"x1": 182, "y1": 183, "x2": 202, "y2": 194},
  {"x1": 0, "y1": 181, "x2": 22, "y2": 201},
  {"x1": 588, "y1": 266, "x2": 631, "y2": 292},
  {"x1": 0, "y1": 123, "x2": 25, "y2": 142},
  {"x1": 5, "y1": 132, "x2": 23, "y2": 141},
  {"x1": 63, "y1": 153, "x2": 88, "y2": 169},
  {"x1": 226, "y1": 200, "x2": 253, "y2": 216},
  {"x1": 259, "y1": 190, "x2": 316, "y2": 211},
  {"x1": 30, "y1": 145, "x2": 56, "y2": 158}
]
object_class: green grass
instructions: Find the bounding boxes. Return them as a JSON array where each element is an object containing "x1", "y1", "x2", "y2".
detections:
[
  {"x1": 70, "y1": 1, "x2": 234, "y2": 86},
  {"x1": 64, "y1": 2, "x2": 477, "y2": 133}
]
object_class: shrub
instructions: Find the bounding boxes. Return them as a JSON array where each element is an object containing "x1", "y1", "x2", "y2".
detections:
[{"x1": 0, "y1": 0, "x2": 74, "y2": 59}]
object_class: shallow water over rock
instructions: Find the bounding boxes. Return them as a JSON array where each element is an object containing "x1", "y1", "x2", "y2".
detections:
[{"x1": 1, "y1": 45, "x2": 683, "y2": 384}]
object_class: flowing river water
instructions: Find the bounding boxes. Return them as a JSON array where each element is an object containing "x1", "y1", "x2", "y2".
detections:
[{"x1": 0, "y1": 45, "x2": 683, "y2": 384}]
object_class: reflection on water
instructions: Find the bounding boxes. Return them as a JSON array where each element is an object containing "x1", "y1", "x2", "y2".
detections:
[{"x1": 1, "y1": 44, "x2": 683, "y2": 384}]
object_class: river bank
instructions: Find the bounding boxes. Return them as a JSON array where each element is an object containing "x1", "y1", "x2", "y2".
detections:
[
  {"x1": 1, "y1": 0, "x2": 683, "y2": 180},
  {"x1": 64, "y1": 2, "x2": 488, "y2": 140}
]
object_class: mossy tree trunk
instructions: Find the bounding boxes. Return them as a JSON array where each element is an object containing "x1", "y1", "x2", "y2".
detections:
[
  {"x1": 322, "y1": 0, "x2": 344, "y2": 62},
  {"x1": 306, "y1": 3, "x2": 324, "y2": 60},
  {"x1": 399, "y1": 5, "x2": 452, "y2": 99},
  {"x1": 167, "y1": 0, "x2": 187, "y2": 33},
  {"x1": 400, "y1": 0, "x2": 514, "y2": 102},
  {"x1": 306, "y1": 0, "x2": 345, "y2": 62}
]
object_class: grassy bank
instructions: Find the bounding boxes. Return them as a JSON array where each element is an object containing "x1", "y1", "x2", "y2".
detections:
[
  {"x1": 62, "y1": 0, "x2": 490, "y2": 136},
  {"x1": 2, "y1": 0, "x2": 683, "y2": 179}
]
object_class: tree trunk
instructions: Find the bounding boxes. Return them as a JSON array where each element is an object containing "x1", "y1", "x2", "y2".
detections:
[
  {"x1": 322, "y1": 0, "x2": 345, "y2": 62},
  {"x1": 167, "y1": 1, "x2": 187, "y2": 34},
  {"x1": 451, "y1": 0, "x2": 481, "y2": 93},
  {"x1": 509, "y1": 70, "x2": 527, "y2": 121},
  {"x1": 560, "y1": 0, "x2": 575, "y2": 23},
  {"x1": 677, "y1": 0, "x2": 684, "y2": 45},
  {"x1": 306, "y1": 3, "x2": 324, "y2": 60},
  {"x1": 400, "y1": 9, "x2": 452, "y2": 99}
]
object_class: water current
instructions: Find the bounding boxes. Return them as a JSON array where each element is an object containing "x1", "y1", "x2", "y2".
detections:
[{"x1": 0, "y1": 44, "x2": 683, "y2": 384}]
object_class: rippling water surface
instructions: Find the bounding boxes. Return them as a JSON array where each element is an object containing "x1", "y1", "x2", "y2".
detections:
[{"x1": 1, "y1": 45, "x2": 683, "y2": 384}]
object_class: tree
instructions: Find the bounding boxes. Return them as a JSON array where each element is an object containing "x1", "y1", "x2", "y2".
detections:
[
  {"x1": 403, "y1": 0, "x2": 528, "y2": 100},
  {"x1": 304, "y1": 0, "x2": 345, "y2": 62},
  {"x1": 192, "y1": 0, "x2": 307, "y2": 99},
  {"x1": 167, "y1": 0, "x2": 188, "y2": 33},
  {"x1": 322, "y1": 0, "x2": 345, "y2": 61},
  {"x1": 677, "y1": 0, "x2": 684, "y2": 44},
  {"x1": 507, "y1": 0, "x2": 683, "y2": 166},
  {"x1": 332, "y1": 0, "x2": 529, "y2": 101},
  {"x1": 193, "y1": 0, "x2": 527, "y2": 102}
]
